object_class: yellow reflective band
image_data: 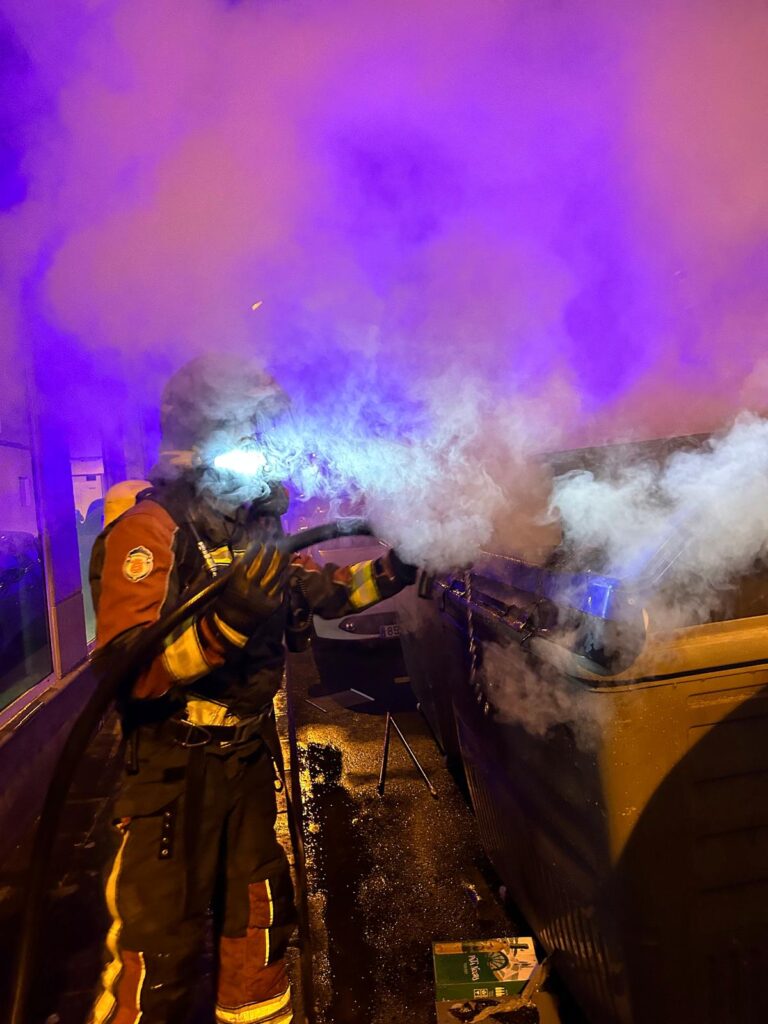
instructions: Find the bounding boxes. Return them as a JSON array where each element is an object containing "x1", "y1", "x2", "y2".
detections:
[
  {"x1": 212, "y1": 612, "x2": 249, "y2": 649},
  {"x1": 92, "y1": 829, "x2": 130, "y2": 1024},
  {"x1": 162, "y1": 624, "x2": 209, "y2": 682},
  {"x1": 259, "y1": 878, "x2": 274, "y2": 966},
  {"x1": 216, "y1": 1010, "x2": 292, "y2": 1024},
  {"x1": 260, "y1": 548, "x2": 283, "y2": 589},
  {"x1": 185, "y1": 697, "x2": 241, "y2": 727},
  {"x1": 266, "y1": 878, "x2": 274, "y2": 927},
  {"x1": 349, "y1": 560, "x2": 380, "y2": 610},
  {"x1": 210, "y1": 545, "x2": 234, "y2": 566},
  {"x1": 215, "y1": 985, "x2": 292, "y2": 1024},
  {"x1": 136, "y1": 951, "x2": 147, "y2": 1020}
]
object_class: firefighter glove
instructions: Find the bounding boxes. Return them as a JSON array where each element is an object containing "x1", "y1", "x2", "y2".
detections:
[{"x1": 210, "y1": 543, "x2": 290, "y2": 647}]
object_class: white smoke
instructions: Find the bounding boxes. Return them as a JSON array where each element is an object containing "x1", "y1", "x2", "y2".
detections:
[
  {"x1": 5, "y1": 0, "x2": 768, "y2": 584},
  {"x1": 550, "y1": 413, "x2": 768, "y2": 623},
  {"x1": 183, "y1": 363, "x2": 569, "y2": 569}
]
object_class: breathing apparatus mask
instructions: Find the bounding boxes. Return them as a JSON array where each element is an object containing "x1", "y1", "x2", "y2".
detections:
[{"x1": 197, "y1": 429, "x2": 292, "y2": 515}]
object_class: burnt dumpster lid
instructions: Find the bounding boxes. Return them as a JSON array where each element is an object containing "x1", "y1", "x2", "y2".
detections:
[
  {"x1": 542, "y1": 431, "x2": 710, "y2": 477},
  {"x1": 486, "y1": 431, "x2": 713, "y2": 570}
]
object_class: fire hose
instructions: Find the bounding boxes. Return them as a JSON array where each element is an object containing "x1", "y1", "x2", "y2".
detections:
[{"x1": 9, "y1": 518, "x2": 373, "y2": 1024}]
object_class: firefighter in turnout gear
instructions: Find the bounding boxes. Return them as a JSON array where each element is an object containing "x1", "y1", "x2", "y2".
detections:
[{"x1": 87, "y1": 356, "x2": 416, "y2": 1024}]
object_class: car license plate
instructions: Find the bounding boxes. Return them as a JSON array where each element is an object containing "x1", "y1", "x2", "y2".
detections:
[{"x1": 379, "y1": 623, "x2": 400, "y2": 639}]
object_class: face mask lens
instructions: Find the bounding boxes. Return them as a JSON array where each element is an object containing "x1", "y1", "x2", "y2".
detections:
[{"x1": 212, "y1": 447, "x2": 267, "y2": 476}]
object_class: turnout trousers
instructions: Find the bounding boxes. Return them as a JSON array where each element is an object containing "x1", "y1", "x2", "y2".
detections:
[{"x1": 88, "y1": 725, "x2": 296, "y2": 1024}]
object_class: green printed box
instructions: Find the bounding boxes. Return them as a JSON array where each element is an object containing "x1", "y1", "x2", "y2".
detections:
[{"x1": 432, "y1": 937, "x2": 537, "y2": 1022}]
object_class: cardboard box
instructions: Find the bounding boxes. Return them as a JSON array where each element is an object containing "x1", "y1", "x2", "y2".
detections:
[{"x1": 432, "y1": 937, "x2": 537, "y2": 1022}]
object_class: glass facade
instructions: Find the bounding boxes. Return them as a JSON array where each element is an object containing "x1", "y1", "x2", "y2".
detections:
[
  {"x1": 0, "y1": 370, "x2": 52, "y2": 710},
  {"x1": 0, "y1": 341, "x2": 151, "y2": 711},
  {"x1": 72, "y1": 457, "x2": 105, "y2": 642}
]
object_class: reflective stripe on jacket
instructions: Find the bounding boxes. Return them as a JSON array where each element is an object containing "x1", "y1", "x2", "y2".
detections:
[{"x1": 90, "y1": 490, "x2": 408, "y2": 716}]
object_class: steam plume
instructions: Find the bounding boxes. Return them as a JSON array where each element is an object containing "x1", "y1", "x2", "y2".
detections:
[
  {"x1": 2, "y1": 0, "x2": 768, "y2": 567},
  {"x1": 551, "y1": 414, "x2": 768, "y2": 625}
]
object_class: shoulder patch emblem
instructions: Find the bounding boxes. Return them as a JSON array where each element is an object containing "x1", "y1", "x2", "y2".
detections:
[{"x1": 123, "y1": 546, "x2": 154, "y2": 582}]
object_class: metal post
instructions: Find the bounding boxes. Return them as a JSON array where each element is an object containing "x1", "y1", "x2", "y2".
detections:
[{"x1": 377, "y1": 711, "x2": 392, "y2": 796}]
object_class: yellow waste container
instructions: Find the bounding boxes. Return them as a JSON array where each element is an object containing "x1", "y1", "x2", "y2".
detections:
[{"x1": 428, "y1": 561, "x2": 768, "y2": 1024}]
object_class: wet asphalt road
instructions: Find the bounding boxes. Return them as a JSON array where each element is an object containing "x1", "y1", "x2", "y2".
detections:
[
  {"x1": 0, "y1": 633, "x2": 585, "y2": 1023},
  {"x1": 288, "y1": 636, "x2": 530, "y2": 1024}
]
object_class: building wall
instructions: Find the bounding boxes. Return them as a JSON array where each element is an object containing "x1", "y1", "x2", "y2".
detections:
[{"x1": 0, "y1": 346, "x2": 149, "y2": 860}]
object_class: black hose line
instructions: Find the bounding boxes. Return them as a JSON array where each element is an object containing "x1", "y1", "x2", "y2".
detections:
[{"x1": 9, "y1": 518, "x2": 372, "y2": 1024}]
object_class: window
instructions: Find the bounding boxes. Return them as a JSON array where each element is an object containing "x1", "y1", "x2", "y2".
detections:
[
  {"x1": 0, "y1": 377, "x2": 52, "y2": 710},
  {"x1": 71, "y1": 457, "x2": 105, "y2": 642},
  {"x1": 18, "y1": 475, "x2": 31, "y2": 506}
]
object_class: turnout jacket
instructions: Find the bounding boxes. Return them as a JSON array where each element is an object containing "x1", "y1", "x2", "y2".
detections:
[{"x1": 91, "y1": 480, "x2": 409, "y2": 721}]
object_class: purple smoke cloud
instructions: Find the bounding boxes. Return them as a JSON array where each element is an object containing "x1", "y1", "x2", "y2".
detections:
[{"x1": 2, "y1": 0, "x2": 768, "y2": 562}]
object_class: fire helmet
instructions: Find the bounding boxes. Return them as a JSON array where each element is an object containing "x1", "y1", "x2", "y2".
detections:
[{"x1": 159, "y1": 354, "x2": 289, "y2": 455}]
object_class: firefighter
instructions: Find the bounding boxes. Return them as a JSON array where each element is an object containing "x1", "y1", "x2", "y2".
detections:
[{"x1": 88, "y1": 355, "x2": 416, "y2": 1024}]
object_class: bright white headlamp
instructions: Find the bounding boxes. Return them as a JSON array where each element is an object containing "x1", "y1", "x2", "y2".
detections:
[{"x1": 212, "y1": 448, "x2": 268, "y2": 476}]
